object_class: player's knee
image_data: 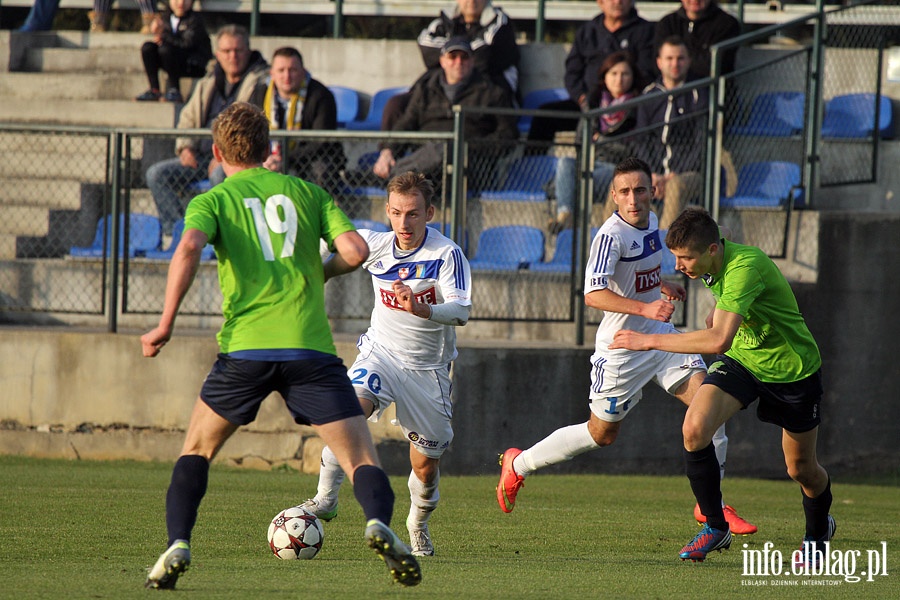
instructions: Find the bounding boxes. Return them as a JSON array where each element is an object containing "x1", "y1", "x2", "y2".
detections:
[
  {"x1": 588, "y1": 421, "x2": 619, "y2": 447},
  {"x1": 682, "y1": 419, "x2": 710, "y2": 452},
  {"x1": 785, "y1": 457, "x2": 819, "y2": 486}
]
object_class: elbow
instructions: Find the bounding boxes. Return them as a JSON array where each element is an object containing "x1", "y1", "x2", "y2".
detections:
[
  {"x1": 710, "y1": 335, "x2": 732, "y2": 355},
  {"x1": 346, "y1": 243, "x2": 369, "y2": 268}
]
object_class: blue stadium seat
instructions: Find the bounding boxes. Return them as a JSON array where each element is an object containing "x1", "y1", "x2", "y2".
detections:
[
  {"x1": 469, "y1": 225, "x2": 544, "y2": 271},
  {"x1": 479, "y1": 155, "x2": 559, "y2": 201},
  {"x1": 186, "y1": 179, "x2": 213, "y2": 195},
  {"x1": 428, "y1": 222, "x2": 468, "y2": 254},
  {"x1": 518, "y1": 87, "x2": 569, "y2": 134},
  {"x1": 720, "y1": 161, "x2": 803, "y2": 209},
  {"x1": 70, "y1": 213, "x2": 162, "y2": 258},
  {"x1": 328, "y1": 86, "x2": 363, "y2": 128},
  {"x1": 728, "y1": 91, "x2": 805, "y2": 137},
  {"x1": 144, "y1": 218, "x2": 215, "y2": 260},
  {"x1": 531, "y1": 227, "x2": 598, "y2": 273},
  {"x1": 345, "y1": 86, "x2": 408, "y2": 131},
  {"x1": 351, "y1": 219, "x2": 391, "y2": 232},
  {"x1": 821, "y1": 93, "x2": 893, "y2": 139}
]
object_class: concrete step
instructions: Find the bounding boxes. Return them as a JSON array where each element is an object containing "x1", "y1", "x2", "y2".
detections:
[
  {"x1": 0, "y1": 71, "x2": 149, "y2": 101},
  {"x1": 0, "y1": 148, "x2": 108, "y2": 180},
  {"x1": 0, "y1": 206, "x2": 51, "y2": 236},
  {"x1": 0, "y1": 132, "x2": 110, "y2": 156},
  {"x1": 26, "y1": 46, "x2": 145, "y2": 73},
  {"x1": 0, "y1": 98, "x2": 177, "y2": 127},
  {"x1": 0, "y1": 178, "x2": 88, "y2": 210}
]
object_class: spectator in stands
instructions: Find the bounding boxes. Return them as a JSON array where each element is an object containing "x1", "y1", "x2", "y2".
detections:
[
  {"x1": 381, "y1": 0, "x2": 520, "y2": 131},
  {"x1": 89, "y1": 0, "x2": 159, "y2": 33},
  {"x1": 527, "y1": 0, "x2": 656, "y2": 146},
  {"x1": 634, "y1": 36, "x2": 708, "y2": 230},
  {"x1": 135, "y1": 0, "x2": 212, "y2": 103},
  {"x1": 549, "y1": 51, "x2": 644, "y2": 233},
  {"x1": 261, "y1": 47, "x2": 345, "y2": 194},
  {"x1": 654, "y1": 0, "x2": 741, "y2": 79},
  {"x1": 342, "y1": 38, "x2": 518, "y2": 194},
  {"x1": 17, "y1": 0, "x2": 60, "y2": 32},
  {"x1": 145, "y1": 25, "x2": 268, "y2": 235}
]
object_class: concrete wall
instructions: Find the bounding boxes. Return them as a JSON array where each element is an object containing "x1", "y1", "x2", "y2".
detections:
[{"x1": 1, "y1": 213, "x2": 898, "y2": 478}]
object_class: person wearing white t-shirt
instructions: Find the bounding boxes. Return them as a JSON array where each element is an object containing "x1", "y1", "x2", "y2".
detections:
[
  {"x1": 300, "y1": 171, "x2": 472, "y2": 558},
  {"x1": 496, "y1": 156, "x2": 757, "y2": 537}
]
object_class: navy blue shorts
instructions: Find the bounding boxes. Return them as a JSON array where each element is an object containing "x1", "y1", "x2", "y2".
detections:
[
  {"x1": 199, "y1": 354, "x2": 364, "y2": 426},
  {"x1": 702, "y1": 354, "x2": 823, "y2": 433}
]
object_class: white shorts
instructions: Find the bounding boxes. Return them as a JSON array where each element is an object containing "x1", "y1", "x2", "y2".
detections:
[
  {"x1": 348, "y1": 350, "x2": 453, "y2": 459},
  {"x1": 587, "y1": 346, "x2": 706, "y2": 423}
]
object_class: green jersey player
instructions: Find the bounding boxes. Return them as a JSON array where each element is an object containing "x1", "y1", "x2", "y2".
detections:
[
  {"x1": 610, "y1": 206, "x2": 833, "y2": 565},
  {"x1": 141, "y1": 102, "x2": 421, "y2": 589}
]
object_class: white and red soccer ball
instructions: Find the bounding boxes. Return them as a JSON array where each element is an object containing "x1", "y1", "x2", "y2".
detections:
[{"x1": 267, "y1": 506, "x2": 324, "y2": 560}]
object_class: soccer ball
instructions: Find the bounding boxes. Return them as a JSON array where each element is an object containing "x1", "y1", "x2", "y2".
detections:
[{"x1": 267, "y1": 506, "x2": 324, "y2": 560}]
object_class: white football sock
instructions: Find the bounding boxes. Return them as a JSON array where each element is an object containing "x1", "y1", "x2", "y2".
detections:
[
  {"x1": 513, "y1": 422, "x2": 599, "y2": 477},
  {"x1": 315, "y1": 445, "x2": 345, "y2": 502},
  {"x1": 712, "y1": 424, "x2": 728, "y2": 481},
  {"x1": 407, "y1": 469, "x2": 439, "y2": 527}
]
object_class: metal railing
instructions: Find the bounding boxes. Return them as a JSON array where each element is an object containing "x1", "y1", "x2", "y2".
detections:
[{"x1": 0, "y1": 1, "x2": 894, "y2": 340}]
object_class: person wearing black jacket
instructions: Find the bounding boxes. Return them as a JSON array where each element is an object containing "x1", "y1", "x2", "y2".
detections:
[
  {"x1": 654, "y1": 0, "x2": 741, "y2": 79},
  {"x1": 635, "y1": 37, "x2": 709, "y2": 229},
  {"x1": 136, "y1": 0, "x2": 212, "y2": 103},
  {"x1": 528, "y1": 0, "x2": 656, "y2": 144},
  {"x1": 382, "y1": 0, "x2": 520, "y2": 131},
  {"x1": 343, "y1": 38, "x2": 517, "y2": 194}
]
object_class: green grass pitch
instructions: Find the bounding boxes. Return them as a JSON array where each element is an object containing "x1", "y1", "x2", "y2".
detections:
[{"x1": 0, "y1": 456, "x2": 896, "y2": 599}]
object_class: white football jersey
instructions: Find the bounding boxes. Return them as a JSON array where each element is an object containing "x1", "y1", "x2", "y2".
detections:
[
  {"x1": 585, "y1": 211, "x2": 672, "y2": 347},
  {"x1": 359, "y1": 227, "x2": 471, "y2": 369}
]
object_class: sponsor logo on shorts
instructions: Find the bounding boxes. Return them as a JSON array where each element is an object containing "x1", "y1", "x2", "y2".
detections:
[
  {"x1": 708, "y1": 360, "x2": 727, "y2": 376},
  {"x1": 407, "y1": 431, "x2": 443, "y2": 449},
  {"x1": 379, "y1": 286, "x2": 438, "y2": 311},
  {"x1": 635, "y1": 265, "x2": 661, "y2": 293}
]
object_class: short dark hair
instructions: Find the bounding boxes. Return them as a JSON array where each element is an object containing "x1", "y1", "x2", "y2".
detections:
[
  {"x1": 613, "y1": 156, "x2": 652, "y2": 182},
  {"x1": 211, "y1": 102, "x2": 269, "y2": 166},
  {"x1": 272, "y1": 46, "x2": 303, "y2": 65},
  {"x1": 387, "y1": 172, "x2": 435, "y2": 208},
  {"x1": 658, "y1": 35, "x2": 688, "y2": 56},
  {"x1": 665, "y1": 207, "x2": 720, "y2": 252}
]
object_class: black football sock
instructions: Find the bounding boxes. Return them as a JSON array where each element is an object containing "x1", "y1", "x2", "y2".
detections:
[
  {"x1": 165, "y1": 454, "x2": 209, "y2": 546},
  {"x1": 684, "y1": 443, "x2": 727, "y2": 531},
  {"x1": 802, "y1": 476, "x2": 833, "y2": 539},
  {"x1": 352, "y1": 464, "x2": 395, "y2": 525}
]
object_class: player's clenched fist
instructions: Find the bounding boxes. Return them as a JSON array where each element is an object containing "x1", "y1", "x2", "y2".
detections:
[{"x1": 643, "y1": 299, "x2": 675, "y2": 322}]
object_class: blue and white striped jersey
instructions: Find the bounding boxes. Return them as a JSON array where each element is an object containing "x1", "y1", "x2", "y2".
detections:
[
  {"x1": 359, "y1": 227, "x2": 471, "y2": 369},
  {"x1": 585, "y1": 211, "x2": 671, "y2": 346}
]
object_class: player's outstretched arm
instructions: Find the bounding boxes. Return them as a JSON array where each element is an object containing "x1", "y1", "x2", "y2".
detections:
[
  {"x1": 586, "y1": 288, "x2": 675, "y2": 323},
  {"x1": 323, "y1": 231, "x2": 369, "y2": 281},
  {"x1": 141, "y1": 228, "x2": 206, "y2": 357},
  {"x1": 609, "y1": 308, "x2": 744, "y2": 354}
]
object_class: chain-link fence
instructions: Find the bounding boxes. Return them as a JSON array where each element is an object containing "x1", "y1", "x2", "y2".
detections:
[
  {"x1": 0, "y1": 2, "x2": 894, "y2": 332},
  {"x1": 820, "y1": 1, "x2": 899, "y2": 186}
]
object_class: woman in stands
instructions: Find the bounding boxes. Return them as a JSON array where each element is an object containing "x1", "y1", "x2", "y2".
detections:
[{"x1": 549, "y1": 51, "x2": 644, "y2": 234}]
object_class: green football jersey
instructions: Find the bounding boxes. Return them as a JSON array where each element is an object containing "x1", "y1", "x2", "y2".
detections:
[
  {"x1": 702, "y1": 240, "x2": 821, "y2": 383},
  {"x1": 184, "y1": 167, "x2": 354, "y2": 354}
]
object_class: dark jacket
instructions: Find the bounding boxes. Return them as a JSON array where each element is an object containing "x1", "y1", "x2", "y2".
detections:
[
  {"x1": 417, "y1": 3, "x2": 520, "y2": 99},
  {"x1": 263, "y1": 76, "x2": 343, "y2": 171},
  {"x1": 389, "y1": 68, "x2": 518, "y2": 155},
  {"x1": 635, "y1": 80, "x2": 709, "y2": 175},
  {"x1": 565, "y1": 9, "x2": 657, "y2": 103},
  {"x1": 158, "y1": 8, "x2": 213, "y2": 71},
  {"x1": 654, "y1": 2, "x2": 741, "y2": 78}
]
